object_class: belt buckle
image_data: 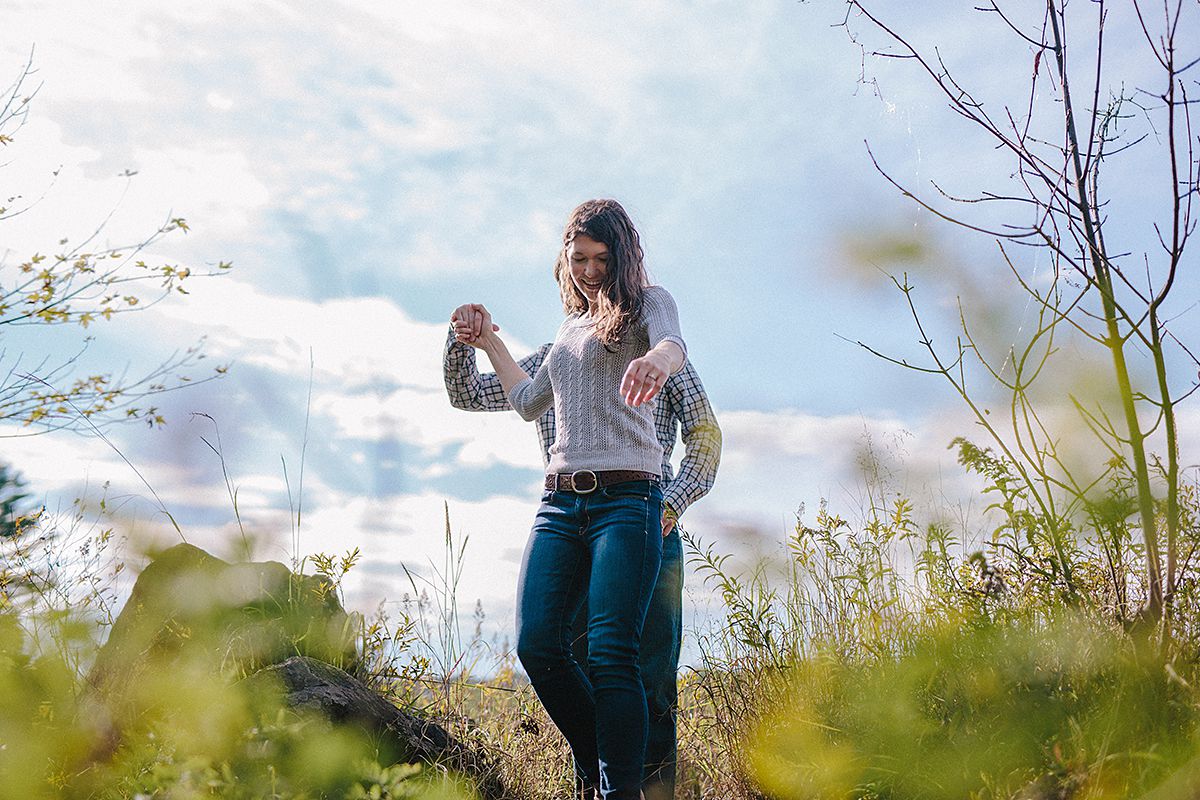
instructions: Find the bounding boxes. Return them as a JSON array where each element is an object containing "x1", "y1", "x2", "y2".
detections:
[{"x1": 570, "y1": 469, "x2": 598, "y2": 494}]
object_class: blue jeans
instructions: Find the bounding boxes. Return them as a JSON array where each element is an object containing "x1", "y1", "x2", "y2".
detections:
[
  {"x1": 516, "y1": 479, "x2": 664, "y2": 800},
  {"x1": 572, "y1": 526, "x2": 682, "y2": 798}
]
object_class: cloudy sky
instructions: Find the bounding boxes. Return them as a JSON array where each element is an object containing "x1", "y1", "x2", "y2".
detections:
[{"x1": 4, "y1": 1, "x2": 1198, "y2": 667}]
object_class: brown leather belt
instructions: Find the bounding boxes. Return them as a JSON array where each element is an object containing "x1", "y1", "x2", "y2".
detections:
[{"x1": 545, "y1": 469, "x2": 658, "y2": 494}]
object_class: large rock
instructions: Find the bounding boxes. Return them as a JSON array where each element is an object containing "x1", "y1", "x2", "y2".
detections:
[
  {"x1": 82, "y1": 543, "x2": 513, "y2": 799},
  {"x1": 88, "y1": 543, "x2": 359, "y2": 707},
  {"x1": 244, "y1": 656, "x2": 508, "y2": 799}
]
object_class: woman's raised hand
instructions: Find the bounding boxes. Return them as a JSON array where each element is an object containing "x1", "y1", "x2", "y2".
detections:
[{"x1": 451, "y1": 303, "x2": 499, "y2": 348}]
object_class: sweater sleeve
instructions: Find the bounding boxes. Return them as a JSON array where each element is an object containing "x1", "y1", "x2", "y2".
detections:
[
  {"x1": 508, "y1": 359, "x2": 554, "y2": 421},
  {"x1": 643, "y1": 286, "x2": 687, "y2": 373}
]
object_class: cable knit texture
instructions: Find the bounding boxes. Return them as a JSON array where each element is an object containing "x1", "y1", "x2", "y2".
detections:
[{"x1": 508, "y1": 285, "x2": 686, "y2": 476}]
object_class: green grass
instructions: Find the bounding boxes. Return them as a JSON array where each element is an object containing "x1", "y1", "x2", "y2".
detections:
[{"x1": 3, "y1": 435, "x2": 1200, "y2": 799}]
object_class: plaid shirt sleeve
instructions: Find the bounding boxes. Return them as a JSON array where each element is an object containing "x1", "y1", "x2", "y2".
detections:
[
  {"x1": 661, "y1": 359, "x2": 722, "y2": 519},
  {"x1": 443, "y1": 326, "x2": 513, "y2": 410},
  {"x1": 443, "y1": 324, "x2": 553, "y2": 421}
]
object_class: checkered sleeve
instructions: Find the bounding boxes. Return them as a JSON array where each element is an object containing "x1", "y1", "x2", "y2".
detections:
[
  {"x1": 444, "y1": 326, "x2": 509, "y2": 410},
  {"x1": 443, "y1": 325, "x2": 548, "y2": 411},
  {"x1": 662, "y1": 359, "x2": 721, "y2": 519}
]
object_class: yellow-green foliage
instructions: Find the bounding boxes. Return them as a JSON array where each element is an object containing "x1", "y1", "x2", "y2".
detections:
[
  {"x1": 0, "y1": 603, "x2": 478, "y2": 800},
  {"x1": 0, "y1": 545, "x2": 477, "y2": 800},
  {"x1": 750, "y1": 614, "x2": 1200, "y2": 799},
  {"x1": 671, "y1": 436, "x2": 1200, "y2": 799},
  {"x1": 0, "y1": 612, "x2": 92, "y2": 798}
]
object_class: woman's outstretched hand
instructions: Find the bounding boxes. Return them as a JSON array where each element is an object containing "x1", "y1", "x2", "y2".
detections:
[
  {"x1": 621, "y1": 349, "x2": 674, "y2": 407},
  {"x1": 451, "y1": 303, "x2": 499, "y2": 349}
]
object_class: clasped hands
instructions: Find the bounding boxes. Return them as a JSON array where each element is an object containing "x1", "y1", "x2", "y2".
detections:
[{"x1": 451, "y1": 303, "x2": 672, "y2": 407}]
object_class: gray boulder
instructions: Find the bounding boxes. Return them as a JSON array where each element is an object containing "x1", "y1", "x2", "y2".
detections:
[
  {"x1": 81, "y1": 543, "x2": 511, "y2": 798},
  {"x1": 245, "y1": 656, "x2": 507, "y2": 799}
]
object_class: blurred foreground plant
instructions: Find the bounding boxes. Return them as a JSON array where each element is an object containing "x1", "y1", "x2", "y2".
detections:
[
  {"x1": 0, "y1": 601, "x2": 477, "y2": 800},
  {"x1": 750, "y1": 613, "x2": 1200, "y2": 800},
  {"x1": 0, "y1": 490, "x2": 481, "y2": 800}
]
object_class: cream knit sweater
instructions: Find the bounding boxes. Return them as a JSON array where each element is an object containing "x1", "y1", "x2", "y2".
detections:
[{"x1": 508, "y1": 285, "x2": 686, "y2": 477}]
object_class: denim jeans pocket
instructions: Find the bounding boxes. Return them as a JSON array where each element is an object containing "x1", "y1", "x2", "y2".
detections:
[{"x1": 602, "y1": 479, "x2": 660, "y2": 501}]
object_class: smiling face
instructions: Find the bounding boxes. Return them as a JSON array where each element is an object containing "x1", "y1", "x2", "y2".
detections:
[
  {"x1": 553, "y1": 199, "x2": 647, "y2": 344},
  {"x1": 567, "y1": 234, "x2": 609, "y2": 305}
]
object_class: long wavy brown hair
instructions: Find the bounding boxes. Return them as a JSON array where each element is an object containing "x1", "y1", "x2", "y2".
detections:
[{"x1": 553, "y1": 199, "x2": 649, "y2": 348}]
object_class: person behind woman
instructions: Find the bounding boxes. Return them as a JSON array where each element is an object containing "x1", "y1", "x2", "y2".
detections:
[{"x1": 452, "y1": 199, "x2": 686, "y2": 799}]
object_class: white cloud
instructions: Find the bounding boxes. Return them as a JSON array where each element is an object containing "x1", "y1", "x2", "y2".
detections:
[
  {"x1": 2, "y1": 7, "x2": 157, "y2": 105},
  {"x1": 1, "y1": 117, "x2": 270, "y2": 262},
  {"x1": 5, "y1": 0, "x2": 837, "y2": 283},
  {"x1": 205, "y1": 92, "x2": 234, "y2": 111},
  {"x1": 149, "y1": 278, "x2": 477, "y2": 383},
  {"x1": 677, "y1": 404, "x2": 995, "y2": 570},
  {"x1": 123, "y1": 147, "x2": 271, "y2": 234},
  {"x1": 315, "y1": 386, "x2": 542, "y2": 470},
  {"x1": 144, "y1": 277, "x2": 547, "y2": 470},
  {"x1": 0, "y1": 423, "x2": 126, "y2": 498}
]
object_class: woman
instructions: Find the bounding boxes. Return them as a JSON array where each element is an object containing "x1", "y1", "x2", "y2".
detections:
[{"x1": 451, "y1": 199, "x2": 686, "y2": 799}]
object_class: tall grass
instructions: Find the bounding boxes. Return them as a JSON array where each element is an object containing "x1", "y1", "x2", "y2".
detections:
[
  {"x1": 671, "y1": 439, "x2": 1200, "y2": 799},
  {"x1": 4, "y1": 426, "x2": 1200, "y2": 799}
]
